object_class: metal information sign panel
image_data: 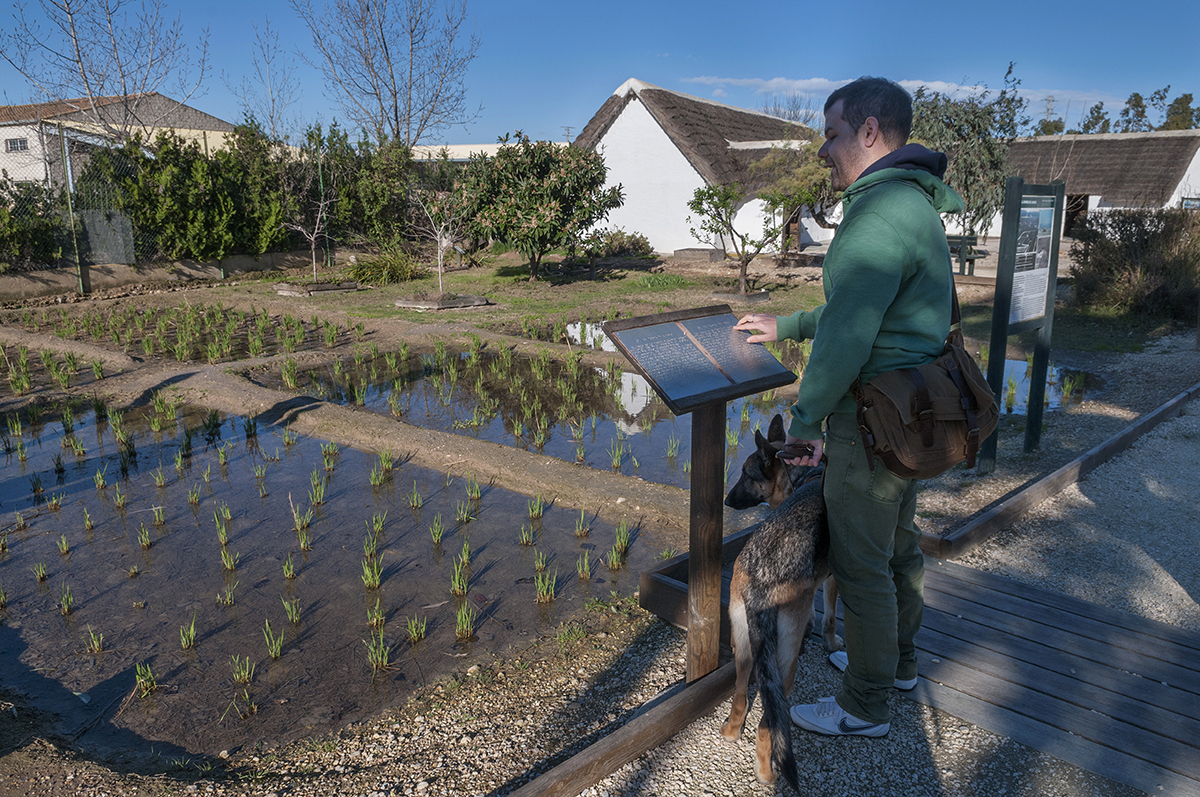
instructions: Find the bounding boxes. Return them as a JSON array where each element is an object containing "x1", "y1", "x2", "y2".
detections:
[
  {"x1": 602, "y1": 305, "x2": 796, "y2": 416},
  {"x1": 978, "y1": 178, "x2": 1066, "y2": 473}
]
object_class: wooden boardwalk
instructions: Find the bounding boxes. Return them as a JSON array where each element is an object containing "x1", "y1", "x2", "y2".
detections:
[{"x1": 640, "y1": 550, "x2": 1200, "y2": 797}]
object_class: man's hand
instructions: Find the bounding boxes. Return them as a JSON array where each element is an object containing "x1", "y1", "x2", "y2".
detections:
[
  {"x1": 780, "y1": 435, "x2": 823, "y2": 468},
  {"x1": 733, "y1": 313, "x2": 778, "y2": 343}
]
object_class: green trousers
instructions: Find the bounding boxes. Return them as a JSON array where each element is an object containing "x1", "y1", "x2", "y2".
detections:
[{"x1": 822, "y1": 411, "x2": 924, "y2": 724}]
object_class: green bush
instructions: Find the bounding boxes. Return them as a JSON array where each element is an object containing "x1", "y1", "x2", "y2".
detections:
[
  {"x1": 593, "y1": 227, "x2": 653, "y2": 258},
  {"x1": 1069, "y1": 208, "x2": 1199, "y2": 319},
  {"x1": 0, "y1": 179, "x2": 63, "y2": 270}
]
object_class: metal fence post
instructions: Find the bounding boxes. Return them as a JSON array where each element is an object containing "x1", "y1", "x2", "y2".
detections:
[{"x1": 58, "y1": 123, "x2": 86, "y2": 294}]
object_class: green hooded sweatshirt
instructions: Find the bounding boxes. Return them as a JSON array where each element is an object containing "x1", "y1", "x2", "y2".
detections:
[{"x1": 775, "y1": 159, "x2": 965, "y2": 440}]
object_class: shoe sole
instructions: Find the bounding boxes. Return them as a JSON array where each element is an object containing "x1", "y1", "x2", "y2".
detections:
[{"x1": 828, "y1": 651, "x2": 917, "y2": 691}]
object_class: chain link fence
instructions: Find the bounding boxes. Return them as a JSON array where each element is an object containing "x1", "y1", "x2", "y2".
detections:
[{"x1": 0, "y1": 120, "x2": 166, "y2": 276}]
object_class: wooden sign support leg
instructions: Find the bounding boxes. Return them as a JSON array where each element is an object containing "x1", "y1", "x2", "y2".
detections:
[{"x1": 687, "y1": 401, "x2": 724, "y2": 682}]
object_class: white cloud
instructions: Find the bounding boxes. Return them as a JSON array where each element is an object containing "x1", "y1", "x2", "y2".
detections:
[{"x1": 712, "y1": 88, "x2": 727, "y2": 97}]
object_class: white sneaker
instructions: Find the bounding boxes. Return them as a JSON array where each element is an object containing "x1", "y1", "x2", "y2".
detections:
[
  {"x1": 790, "y1": 696, "x2": 890, "y2": 737},
  {"x1": 828, "y1": 650, "x2": 918, "y2": 691}
]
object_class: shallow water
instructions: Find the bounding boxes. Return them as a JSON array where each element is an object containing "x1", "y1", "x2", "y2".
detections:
[
  {"x1": 994, "y1": 358, "x2": 1097, "y2": 414},
  {"x1": 0, "y1": 405, "x2": 657, "y2": 757}
]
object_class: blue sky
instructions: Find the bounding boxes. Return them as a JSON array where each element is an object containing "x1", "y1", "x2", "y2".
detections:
[{"x1": 3, "y1": 0, "x2": 1197, "y2": 143}]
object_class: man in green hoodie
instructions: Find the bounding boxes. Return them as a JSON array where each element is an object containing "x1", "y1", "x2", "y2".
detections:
[{"x1": 734, "y1": 76, "x2": 964, "y2": 736}]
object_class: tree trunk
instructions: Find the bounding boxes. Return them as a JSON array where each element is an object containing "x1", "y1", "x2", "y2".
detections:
[
  {"x1": 738, "y1": 257, "x2": 750, "y2": 295},
  {"x1": 528, "y1": 256, "x2": 541, "y2": 282}
]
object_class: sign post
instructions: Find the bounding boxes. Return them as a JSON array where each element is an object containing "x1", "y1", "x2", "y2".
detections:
[
  {"x1": 603, "y1": 306, "x2": 795, "y2": 681},
  {"x1": 977, "y1": 178, "x2": 1066, "y2": 474}
]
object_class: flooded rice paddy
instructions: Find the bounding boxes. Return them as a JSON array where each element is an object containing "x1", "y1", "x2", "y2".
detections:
[{"x1": 0, "y1": 401, "x2": 659, "y2": 757}]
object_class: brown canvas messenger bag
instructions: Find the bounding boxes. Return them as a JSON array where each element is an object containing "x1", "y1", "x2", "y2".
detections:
[{"x1": 850, "y1": 285, "x2": 999, "y2": 480}]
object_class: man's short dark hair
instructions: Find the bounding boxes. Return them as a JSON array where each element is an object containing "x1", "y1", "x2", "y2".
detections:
[{"x1": 824, "y1": 77, "x2": 912, "y2": 147}]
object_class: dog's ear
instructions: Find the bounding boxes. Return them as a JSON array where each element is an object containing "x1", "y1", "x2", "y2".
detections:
[
  {"x1": 768, "y1": 414, "x2": 786, "y2": 443},
  {"x1": 755, "y1": 427, "x2": 769, "y2": 453}
]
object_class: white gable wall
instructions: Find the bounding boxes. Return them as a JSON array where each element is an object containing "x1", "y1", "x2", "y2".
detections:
[
  {"x1": 1167, "y1": 147, "x2": 1200, "y2": 206},
  {"x1": 0, "y1": 124, "x2": 49, "y2": 183},
  {"x1": 596, "y1": 98, "x2": 707, "y2": 254}
]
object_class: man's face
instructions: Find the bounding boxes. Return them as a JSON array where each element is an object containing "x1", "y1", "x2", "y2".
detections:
[{"x1": 817, "y1": 100, "x2": 873, "y2": 192}]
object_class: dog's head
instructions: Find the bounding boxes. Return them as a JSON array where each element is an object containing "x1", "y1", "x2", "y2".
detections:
[{"x1": 725, "y1": 414, "x2": 792, "y2": 510}]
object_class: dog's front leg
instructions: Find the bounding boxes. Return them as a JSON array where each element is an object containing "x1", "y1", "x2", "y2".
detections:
[{"x1": 820, "y1": 575, "x2": 843, "y2": 652}]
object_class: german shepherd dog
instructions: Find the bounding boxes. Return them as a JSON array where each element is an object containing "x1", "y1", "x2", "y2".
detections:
[{"x1": 721, "y1": 414, "x2": 841, "y2": 789}]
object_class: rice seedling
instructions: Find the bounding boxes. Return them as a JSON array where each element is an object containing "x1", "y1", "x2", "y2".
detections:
[
  {"x1": 465, "y1": 473, "x2": 481, "y2": 501},
  {"x1": 615, "y1": 517, "x2": 631, "y2": 555},
  {"x1": 455, "y1": 500, "x2": 473, "y2": 524},
  {"x1": 655, "y1": 547, "x2": 679, "y2": 560},
  {"x1": 151, "y1": 468, "x2": 167, "y2": 488},
  {"x1": 127, "y1": 564, "x2": 139, "y2": 578},
  {"x1": 152, "y1": 505, "x2": 165, "y2": 526},
  {"x1": 33, "y1": 561, "x2": 47, "y2": 582},
  {"x1": 1006, "y1": 376, "x2": 1018, "y2": 411},
  {"x1": 365, "y1": 595, "x2": 387, "y2": 629},
  {"x1": 0, "y1": 585, "x2": 6, "y2": 609},
  {"x1": 94, "y1": 466, "x2": 107, "y2": 490},
  {"x1": 606, "y1": 545, "x2": 623, "y2": 571},
  {"x1": 243, "y1": 415, "x2": 258, "y2": 439},
  {"x1": 231, "y1": 654, "x2": 255, "y2": 684},
  {"x1": 220, "y1": 547, "x2": 239, "y2": 572},
  {"x1": 577, "y1": 550, "x2": 590, "y2": 579},
  {"x1": 368, "y1": 464, "x2": 386, "y2": 487},
  {"x1": 365, "y1": 629, "x2": 390, "y2": 671},
  {"x1": 85, "y1": 625, "x2": 104, "y2": 653},
  {"x1": 406, "y1": 615, "x2": 427, "y2": 643},
  {"x1": 180, "y1": 613, "x2": 197, "y2": 649},
  {"x1": 429, "y1": 513, "x2": 444, "y2": 544},
  {"x1": 607, "y1": 439, "x2": 623, "y2": 469},
  {"x1": 0, "y1": 533, "x2": 7, "y2": 553},
  {"x1": 460, "y1": 538, "x2": 471, "y2": 565},
  {"x1": 450, "y1": 559, "x2": 468, "y2": 596},
  {"x1": 575, "y1": 508, "x2": 590, "y2": 538},
  {"x1": 308, "y1": 475, "x2": 326, "y2": 505},
  {"x1": 82, "y1": 507, "x2": 93, "y2": 531},
  {"x1": 535, "y1": 568, "x2": 556, "y2": 600},
  {"x1": 69, "y1": 436, "x2": 85, "y2": 457},
  {"x1": 217, "y1": 581, "x2": 238, "y2": 606},
  {"x1": 28, "y1": 473, "x2": 44, "y2": 497},
  {"x1": 59, "y1": 582, "x2": 74, "y2": 615},
  {"x1": 14, "y1": 511, "x2": 27, "y2": 530},
  {"x1": 666, "y1": 435, "x2": 681, "y2": 459},
  {"x1": 408, "y1": 482, "x2": 422, "y2": 510},
  {"x1": 57, "y1": 534, "x2": 69, "y2": 555},
  {"x1": 202, "y1": 463, "x2": 211, "y2": 482},
  {"x1": 281, "y1": 596, "x2": 301, "y2": 625},
  {"x1": 361, "y1": 557, "x2": 382, "y2": 589},
  {"x1": 534, "y1": 550, "x2": 547, "y2": 572},
  {"x1": 323, "y1": 322, "x2": 338, "y2": 348},
  {"x1": 138, "y1": 522, "x2": 152, "y2": 549},
  {"x1": 528, "y1": 493, "x2": 545, "y2": 520},
  {"x1": 173, "y1": 450, "x2": 184, "y2": 472},
  {"x1": 281, "y1": 424, "x2": 298, "y2": 446},
  {"x1": 297, "y1": 526, "x2": 313, "y2": 552},
  {"x1": 455, "y1": 602, "x2": 476, "y2": 640},
  {"x1": 216, "y1": 443, "x2": 230, "y2": 466},
  {"x1": 281, "y1": 551, "x2": 297, "y2": 580},
  {"x1": 281, "y1": 357, "x2": 298, "y2": 389},
  {"x1": 518, "y1": 523, "x2": 534, "y2": 546},
  {"x1": 113, "y1": 487, "x2": 126, "y2": 509},
  {"x1": 135, "y1": 662, "x2": 157, "y2": 696},
  {"x1": 263, "y1": 618, "x2": 284, "y2": 659},
  {"x1": 363, "y1": 528, "x2": 379, "y2": 558},
  {"x1": 214, "y1": 512, "x2": 229, "y2": 545},
  {"x1": 219, "y1": 501, "x2": 232, "y2": 521}
]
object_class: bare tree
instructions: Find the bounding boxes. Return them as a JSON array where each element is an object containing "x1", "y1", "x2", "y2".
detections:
[
  {"x1": 222, "y1": 17, "x2": 301, "y2": 142},
  {"x1": 1, "y1": 0, "x2": 209, "y2": 141},
  {"x1": 759, "y1": 92, "x2": 820, "y2": 128},
  {"x1": 290, "y1": 0, "x2": 480, "y2": 147}
]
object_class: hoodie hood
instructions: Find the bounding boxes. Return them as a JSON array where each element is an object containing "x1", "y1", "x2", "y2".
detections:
[{"x1": 846, "y1": 144, "x2": 964, "y2": 215}]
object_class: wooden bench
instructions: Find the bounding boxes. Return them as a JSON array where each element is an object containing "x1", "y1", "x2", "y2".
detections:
[{"x1": 947, "y1": 234, "x2": 984, "y2": 276}]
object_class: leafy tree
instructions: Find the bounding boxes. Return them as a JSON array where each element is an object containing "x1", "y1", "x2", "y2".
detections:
[
  {"x1": 464, "y1": 133, "x2": 624, "y2": 281},
  {"x1": 1161, "y1": 94, "x2": 1198, "y2": 130},
  {"x1": 1118, "y1": 93, "x2": 1151, "y2": 132},
  {"x1": 912, "y1": 65, "x2": 1027, "y2": 237},
  {"x1": 1074, "y1": 102, "x2": 1111, "y2": 134},
  {"x1": 1034, "y1": 117, "x2": 1065, "y2": 136},
  {"x1": 750, "y1": 135, "x2": 839, "y2": 242},
  {"x1": 687, "y1": 183, "x2": 783, "y2": 295},
  {"x1": 217, "y1": 119, "x2": 288, "y2": 257},
  {"x1": 290, "y1": 0, "x2": 479, "y2": 147}
]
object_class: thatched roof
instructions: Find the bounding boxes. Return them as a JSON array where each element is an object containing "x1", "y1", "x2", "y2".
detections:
[
  {"x1": 1007, "y1": 130, "x2": 1200, "y2": 207},
  {"x1": 574, "y1": 78, "x2": 814, "y2": 190}
]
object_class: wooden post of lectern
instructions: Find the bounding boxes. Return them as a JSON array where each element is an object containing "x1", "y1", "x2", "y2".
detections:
[{"x1": 687, "y1": 401, "x2": 724, "y2": 682}]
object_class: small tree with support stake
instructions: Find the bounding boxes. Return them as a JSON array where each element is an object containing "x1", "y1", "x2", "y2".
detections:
[{"x1": 687, "y1": 183, "x2": 783, "y2": 295}]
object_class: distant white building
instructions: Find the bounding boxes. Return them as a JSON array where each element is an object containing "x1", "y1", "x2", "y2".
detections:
[{"x1": 573, "y1": 78, "x2": 831, "y2": 255}]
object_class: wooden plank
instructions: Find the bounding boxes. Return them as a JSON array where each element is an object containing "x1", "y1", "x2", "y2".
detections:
[
  {"x1": 913, "y1": 678, "x2": 1200, "y2": 797},
  {"x1": 505, "y1": 661, "x2": 736, "y2": 797},
  {"x1": 917, "y1": 625, "x2": 1200, "y2": 744},
  {"x1": 924, "y1": 377, "x2": 1200, "y2": 558},
  {"x1": 927, "y1": 559, "x2": 1200, "y2": 653},
  {"x1": 924, "y1": 587, "x2": 1200, "y2": 695},
  {"x1": 917, "y1": 653, "x2": 1200, "y2": 782},
  {"x1": 687, "y1": 401, "x2": 725, "y2": 682}
]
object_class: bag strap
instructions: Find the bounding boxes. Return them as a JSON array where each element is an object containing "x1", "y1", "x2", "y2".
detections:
[
  {"x1": 943, "y1": 348, "x2": 983, "y2": 467},
  {"x1": 907, "y1": 367, "x2": 935, "y2": 448},
  {"x1": 849, "y1": 379, "x2": 877, "y2": 472}
]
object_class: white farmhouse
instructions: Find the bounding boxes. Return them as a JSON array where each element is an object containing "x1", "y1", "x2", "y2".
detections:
[{"x1": 573, "y1": 78, "x2": 829, "y2": 255}]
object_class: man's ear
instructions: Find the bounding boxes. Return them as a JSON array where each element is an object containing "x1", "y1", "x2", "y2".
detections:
[{"x1": 860, "y1": 116, "x2": 882, "y2": 148}]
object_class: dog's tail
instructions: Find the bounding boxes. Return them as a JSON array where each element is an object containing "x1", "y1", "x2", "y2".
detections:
[{"x1": 749, "y1": 601, "x2": 800, "y2": 792}]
